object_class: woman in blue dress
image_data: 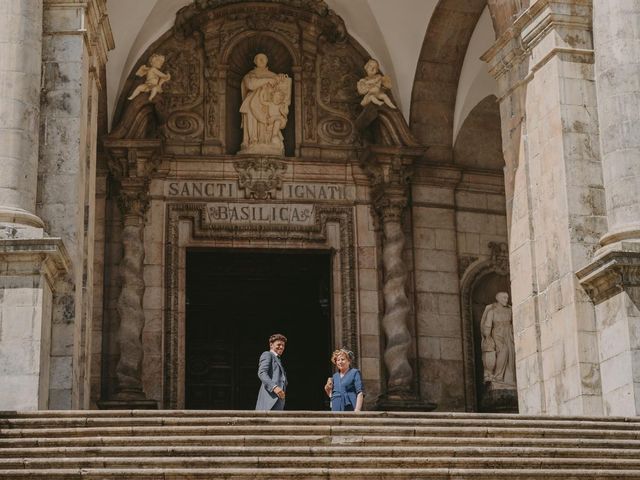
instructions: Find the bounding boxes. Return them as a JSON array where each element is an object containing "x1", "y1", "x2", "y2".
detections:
[{"x1": 324, "y1": 348, "x2": 364, "y2": 411}]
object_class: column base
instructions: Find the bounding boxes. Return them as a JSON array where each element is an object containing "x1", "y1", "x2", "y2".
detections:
[
  {"x1": 97, "y1": 399, "x2": 158, "y2": 410},
  {"x1": 479, "y1": 387, "x2": 518, "y2": 413},
  {"x1": 375, "y1": 393, "x2": 437, "y2": 412}
]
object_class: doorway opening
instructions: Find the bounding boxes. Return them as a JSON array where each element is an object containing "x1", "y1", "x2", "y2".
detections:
[{"x1": 185, "y1": 249, "x2": 332, "y2": 410}]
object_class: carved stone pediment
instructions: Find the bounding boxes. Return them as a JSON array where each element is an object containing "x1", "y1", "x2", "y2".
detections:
[{"x1": 233, "y1": 157, "x2": 287, "y2": 200}]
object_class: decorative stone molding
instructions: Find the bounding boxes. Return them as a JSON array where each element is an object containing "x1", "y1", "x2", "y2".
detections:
[
  {"x1": 577, "y1": 243, "x2": 640, "y2": 305},
  {"x1": 0, "y1": 238, "x2": 70, "y2": 286},
  {"x1": 164, "y1": 202, "x2": 357, "y2": 408},
  {"x1": 234, "y1": 157, "x2": 287, "y2": 200}
]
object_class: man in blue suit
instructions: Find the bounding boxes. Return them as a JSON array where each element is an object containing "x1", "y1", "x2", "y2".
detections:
[{"x1": 255, "y1": 333, "x2": 288, "y2": 410}]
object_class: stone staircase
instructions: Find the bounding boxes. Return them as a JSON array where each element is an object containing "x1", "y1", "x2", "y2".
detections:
[{"x1": 1, "y1": 410, "x2": 640, "y2": 479}]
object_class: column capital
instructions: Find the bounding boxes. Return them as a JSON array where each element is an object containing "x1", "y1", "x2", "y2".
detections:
[
  {"x1": 482, "y1": 0, "x2": 593, "y2": 94},
  {"x1": 104, "y1": 139, "x2": 163, "y2": 182},
  {"x1": 360, "y1": 146, "x2": 418, "y2": 217},
  {"x1": 577, "y1": 243, "x2": 640, "y2": 305}
]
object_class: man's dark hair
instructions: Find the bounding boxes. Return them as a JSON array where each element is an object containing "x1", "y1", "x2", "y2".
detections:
[{"x1": 269, "y1": 333, "x2": 287, "y2": 345}]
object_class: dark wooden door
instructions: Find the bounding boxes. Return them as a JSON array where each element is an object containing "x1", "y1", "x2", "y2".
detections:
[{"x1": 185, "y1": 250, "x2": 332, "y2": 410}]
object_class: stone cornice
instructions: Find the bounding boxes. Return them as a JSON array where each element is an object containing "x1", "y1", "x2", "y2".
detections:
[
  {"x1": 44, "y1": 0, "x2": 114, "y2": 70},
  {"x1": 482, "y1": 0, "x2": 593, "y2": 88},
  {"x1": 577, "y1": 244, "x2": 640, "y2": 304},
  {"x1": 0, "y1": 238, "x2": 71, "y2": 286}
]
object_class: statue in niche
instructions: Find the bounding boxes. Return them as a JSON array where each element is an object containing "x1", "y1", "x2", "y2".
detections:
[
  {"x1": 480, "y1": 291, "x2": 516, "y2": 390},
  {"x1": 128, "y1": 53, "x2": 171, "y2": 101},
  {"x1": 357, "y1": 58, "x2": 396, "y2": 109},
  {"x1": 239, "y1": 53, "x2": 291, "y2": 155}
]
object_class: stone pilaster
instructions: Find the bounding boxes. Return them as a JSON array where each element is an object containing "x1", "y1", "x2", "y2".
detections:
[
  {"x1": 0, "y1": 239, "x2": 69, "y2": 409},
  {"x1": 361, "y1": 147, "x2": 434, "y2": 410},
  {"x1": 38, "y1": 0, "x2": 114, "y2": 409},
  {"x1": 483, "y1": 0, "x2": 606, "y2": 415},
  {"x1": 100, "y1": 139, "x2": 161, "y2": 409},
  {"x1": 575, "y1": 0, "x2": 640, "y2": 415}
]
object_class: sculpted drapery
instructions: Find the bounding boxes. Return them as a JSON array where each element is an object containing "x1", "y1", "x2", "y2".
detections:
[{"x1": 239, "y1": 53, "x2": 291, "y2": 155}]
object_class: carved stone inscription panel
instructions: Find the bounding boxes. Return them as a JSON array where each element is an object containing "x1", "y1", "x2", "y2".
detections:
[{"x1": 166, "y1": 180, "x2": 355, "y2": 201}]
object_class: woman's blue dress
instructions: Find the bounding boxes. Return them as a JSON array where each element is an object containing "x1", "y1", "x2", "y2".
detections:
[{"x1": 330, "y1": 368, "x2": 364, "y2": 411}]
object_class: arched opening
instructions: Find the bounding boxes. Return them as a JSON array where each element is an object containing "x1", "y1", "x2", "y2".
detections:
[
  {"x1": 454, "y1": 95, "x2": 503, "y2": 169},
  {"x1": 225, "y1": 34, "x2": 296, "y2": 156}
]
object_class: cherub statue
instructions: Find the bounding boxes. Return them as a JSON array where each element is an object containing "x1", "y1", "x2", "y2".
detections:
[
  {"x1": 357, "y1": 58, "x2": 397, "y2": 109},
  {"x1": 128, "y1": 53, "x2": 171, "y2": 101}
]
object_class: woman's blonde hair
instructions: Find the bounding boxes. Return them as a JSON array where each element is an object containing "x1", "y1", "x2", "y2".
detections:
[{"x1": 331, "y1": 348, "x2": 355, "y2": 365}]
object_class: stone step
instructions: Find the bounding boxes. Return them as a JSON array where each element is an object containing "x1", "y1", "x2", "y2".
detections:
[
  {"x1": 3, "y1": 455, "x2": 640, "y2": 470},
  {"x1": 1, "y1": 412, "x2": 638, "y2": 479},
  {"x1": 2, "y1": 467, "x2": 640, "y2": 479},
  {"x1": 2, "y1": 410, "x2": 638, "y2": 423},
  {"x1": 3, "y1": 424, "x2": 640, "y2": 440},
  {"x1": 1, "y1": 445, "x2": 638, "y2": 459},
  {"x1": 2, "y1": 415, "x2": 640, "y2": 430},
  {"x1": 3, "y1": 434, "x2": 640, "y2": 449}
]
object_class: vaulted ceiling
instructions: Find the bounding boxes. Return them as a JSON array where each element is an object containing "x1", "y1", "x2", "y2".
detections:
[{"x1": 105, "y1": 0, "x2": 497, "y2": 143}]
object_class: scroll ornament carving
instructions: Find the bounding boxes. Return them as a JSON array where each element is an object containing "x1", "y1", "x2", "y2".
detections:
[
  {"x1": 234, "y1": 157, "x2": 287, "y2": 200},
  {"x1": 480, "y1": 292, "x2": 517, "y2": 391}
]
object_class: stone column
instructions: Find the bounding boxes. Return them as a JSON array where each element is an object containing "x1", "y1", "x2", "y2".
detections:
[
  {"x1": 593, "y1": 0, "x2": 640, "y2": 246},
  {"x1": 576, "y1": 0, "x2": 640, "y2": 415},
  {"x1": 362, "y1": 147, "x2": 434, "y2": 410},
  {"x1": 0, "y1": 0, "x2": 44, "y2": 233},
  {"x1": 483, "y1": 0, "x2": 606, "y2": 415},
  {"x1": 101, "y1": 139, "x2": 161, "y2": 409}
]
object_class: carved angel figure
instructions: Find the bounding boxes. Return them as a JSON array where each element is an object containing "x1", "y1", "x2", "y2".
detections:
[
  {"x1": 357, "y1": 58, "x2": 396, "y2": 109},
  {"x1": 480, "y1": 291, "x2": 516, "y2": 389},
  {"x1": 239, "y1": 53, "x2": 291, "y2": 155},
  {"x1": 128, "y1": 53, "x2": 171, "y2": 101}
]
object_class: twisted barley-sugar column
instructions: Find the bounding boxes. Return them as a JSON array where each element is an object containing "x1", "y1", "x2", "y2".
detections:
[
  {"x1": 380, "y1": 200, "x2": 413, "y2": 395},
  {"x1": 115, "y1": 192, "x2": 148, "y2": 399}
]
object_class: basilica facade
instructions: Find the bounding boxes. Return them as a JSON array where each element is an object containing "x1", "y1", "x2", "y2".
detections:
[{"x1": 0, "y1": 0, "x2": 638, "y2": 418}]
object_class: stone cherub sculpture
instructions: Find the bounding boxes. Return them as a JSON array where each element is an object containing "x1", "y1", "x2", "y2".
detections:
[
  {"x1": 239, "y1": 53, "x2": 291, "y2": 156},
  {"x1": 357, "y1": 58, "x2": 397, "y2": 109},
  {"x1": 480, "y1": 291, "x2": 516, "y2": 390},
  {"x1": 128, "y1": 53, "x2": 171, "y2": 101}
]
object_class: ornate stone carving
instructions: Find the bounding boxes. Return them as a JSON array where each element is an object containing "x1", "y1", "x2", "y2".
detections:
[
  {"x1": 577, "y1": 245, "x2": 640, "y2": 304},
  {"x1": 128, "y1": 53, "x2": 171, "y2": 102},
  {"x1": 239, "y1": 53, "x2": 291, "y2": 155},
  {"x1": 357, "y1": 58, "x2": 396, "y2": 109},
  {"x1": 233, "y1": 157, "x2": 287, "y2": 199},
  {"x1": 489, "y1": 241, "x2": 509, "y2": 275},
  {"x1": 361, "y1": 149, "x2": 415, "y2": 399}
]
